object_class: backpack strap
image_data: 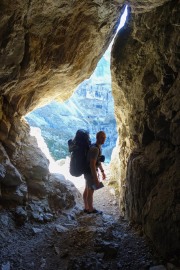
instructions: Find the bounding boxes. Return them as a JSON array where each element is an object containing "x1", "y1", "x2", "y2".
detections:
[
  {"x1": 93, "y1": 143, "x2": 101, "y2": 157},
  {"x1": 90, "y1": 143, "x2": 101, "y2": 167}
]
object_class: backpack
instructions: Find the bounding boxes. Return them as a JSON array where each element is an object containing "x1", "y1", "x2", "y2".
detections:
[{"x1": 68, "y1": 129, "x2": 91, "y2": 177}]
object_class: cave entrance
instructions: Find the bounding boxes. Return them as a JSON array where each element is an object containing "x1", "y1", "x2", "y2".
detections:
[{"x1": 25, "y1": 7, "x2": 128, "y2": 191}]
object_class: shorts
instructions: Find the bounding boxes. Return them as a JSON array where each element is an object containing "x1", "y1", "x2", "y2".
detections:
[{"x1": 84, "y1": 173, "x2": 95, "y2": 190}]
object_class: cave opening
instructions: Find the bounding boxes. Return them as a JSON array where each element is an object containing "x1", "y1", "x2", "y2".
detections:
[{"x1": 25, "y1": 6, "x2": 128, "y2": 183}]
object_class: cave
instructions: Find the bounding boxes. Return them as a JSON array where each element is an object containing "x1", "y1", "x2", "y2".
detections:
[{"x1": 0, "y1": 0, "x2": 179, "y2": 265}]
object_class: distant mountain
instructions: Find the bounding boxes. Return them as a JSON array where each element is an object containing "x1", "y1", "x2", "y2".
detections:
[{"x1": 25, "y1": 55, "x2": 118, "y2": 163}]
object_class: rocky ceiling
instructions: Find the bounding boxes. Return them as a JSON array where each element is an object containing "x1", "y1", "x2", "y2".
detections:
[
  {"x1": 0, "y1": 0, "x2": 179, "y2": 260},
  {"x1": 0, "y1": 0, "x2": 125, "y2": 115}
]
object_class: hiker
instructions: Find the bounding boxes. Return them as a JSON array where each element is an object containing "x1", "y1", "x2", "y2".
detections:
[{"x1": 83, "y1": 131, "x2": 106, "y2": 214}]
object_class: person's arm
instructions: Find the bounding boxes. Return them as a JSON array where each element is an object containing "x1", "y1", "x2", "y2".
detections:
[
  {"x1": 99, "y1": 163, "x2": 106, "y2": 180},
  {"x1": 90, "y1": 158, "x2": 99, "y2": 186}
]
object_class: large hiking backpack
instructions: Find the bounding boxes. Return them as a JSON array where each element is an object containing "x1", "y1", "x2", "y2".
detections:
[{"x1": 68, "y1": 129, "x2": 91, "y2": 177}]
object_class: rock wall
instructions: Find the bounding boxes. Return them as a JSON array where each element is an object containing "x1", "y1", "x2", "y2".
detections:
[
  {"x1": 111, "y1": 1, "x2": 179, "y2": 257},
  {"x1": 0, "y1": 111, "x2": 81, "y2": 222}
]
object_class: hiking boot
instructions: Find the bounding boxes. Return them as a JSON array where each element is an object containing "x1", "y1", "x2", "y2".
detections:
[{"x1": 87, "y1": 209, "x2": 102, "y2": 214}]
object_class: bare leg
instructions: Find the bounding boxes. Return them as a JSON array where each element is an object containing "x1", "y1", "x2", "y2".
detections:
[
  {"x1": 83, "y1": 186, "x2": 89, "y2": 210},
  {"x1": 87, "y1": 188, "x2": 94, "y2": 212}
]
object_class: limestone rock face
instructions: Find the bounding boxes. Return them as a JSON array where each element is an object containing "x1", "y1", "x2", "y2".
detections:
[
  {"x1": 0, "y1": 143, "x2": 22, "y2": 187},
  {"x1": 111, "y1": 1, "x2": 179, "y2": 257},
  {"x1": 0, "y1": 0, "x2": 124, "y2": 115}
]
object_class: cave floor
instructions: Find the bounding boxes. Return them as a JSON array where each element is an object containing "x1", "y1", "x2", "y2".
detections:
[{"x1": 0, "y1": 180, "x2": 170, "y2": 270}]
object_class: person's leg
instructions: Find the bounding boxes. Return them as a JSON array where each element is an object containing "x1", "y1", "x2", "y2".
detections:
[
  {"x1": 87, "y1": 188, "x2": 94, "y2": 212},
  {"x1": 83, "y1": 186, "x2": 89, "y2": 211},
  {"x1": 85, "y1": 186, "x2": 103, "y2": 214},
  {"x1": 84, "y1": 174, "x2": 94, "y2": 211}
]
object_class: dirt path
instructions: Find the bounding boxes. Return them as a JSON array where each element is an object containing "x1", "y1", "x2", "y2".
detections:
[{"x1": 0, "y1": 166, "x2": 171, "y2": 270}]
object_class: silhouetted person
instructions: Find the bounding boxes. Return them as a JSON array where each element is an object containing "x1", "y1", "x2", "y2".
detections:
[{"x1": 83, "y1": 131, "x2": 106, "y2": 214}]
